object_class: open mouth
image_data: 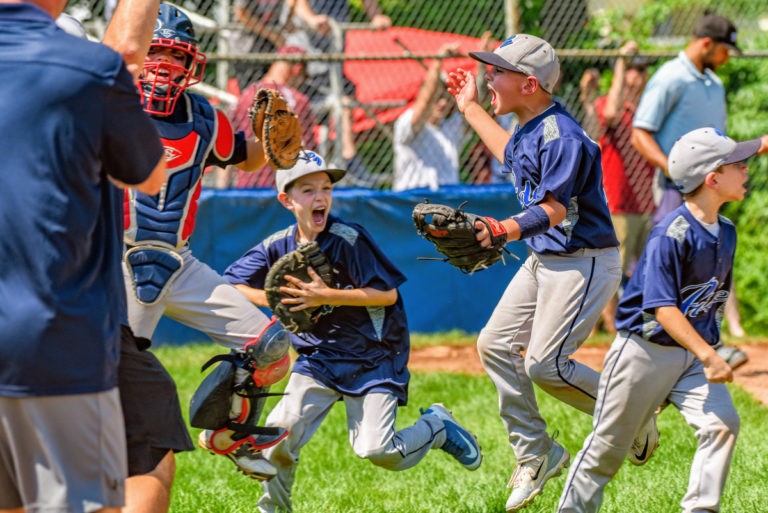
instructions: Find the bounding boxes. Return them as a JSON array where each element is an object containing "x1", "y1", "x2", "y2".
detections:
[
  {"x1": 312, "y1": 208, "x2": 326, "y2": 225},
  {"x1": 488, "y1": 86, "x2": 498, "y2": 108}
]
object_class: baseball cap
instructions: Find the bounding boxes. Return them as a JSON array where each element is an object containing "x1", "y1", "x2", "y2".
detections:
[
  {"x1": 275, "y1": 151, "x2": 346, "y2": 193},
  {"x1": 693, "y1": 14, "x2": 741, "y2": 54},
  {"x1": 668, "y1": 127, "x2": 760, "y2": 193},
  {"x1": 469, "y1": 34, "x2": 560, "y2": 93}
]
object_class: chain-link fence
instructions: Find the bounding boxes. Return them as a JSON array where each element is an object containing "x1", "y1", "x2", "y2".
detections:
[{"x1": 66, "y1": 0, "x2": 768, "y2": 190}]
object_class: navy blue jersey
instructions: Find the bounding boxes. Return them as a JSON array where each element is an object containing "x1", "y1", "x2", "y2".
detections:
[
  {"x1": 0, "y1": 4, "x2": 163, "y2": 396},
  {"x1": 503, "y1": 102, "x2": 618, "y2": 253},
  {"x1": 615, "y1": 204, "x2": 735, "y2": 347},
  {"x1": 225, "y1": 216, "x2": 411, "y2": 404}
]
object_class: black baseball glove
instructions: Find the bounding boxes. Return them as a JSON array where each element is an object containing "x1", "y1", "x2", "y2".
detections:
[
  {"x1": 264, "y1": 241, "x2": 334, "y2": 333},
  {"x1": 412, "y1": 201, "x2": 508, "y2": 274}
]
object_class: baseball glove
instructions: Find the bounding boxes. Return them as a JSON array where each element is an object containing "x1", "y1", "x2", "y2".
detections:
[
  {"x1": 248, "y1": 88, "x2": 303, "y2": 170},
  {"x1": 412, "y1": 201, "x2": 508, "y2": 274},
  {"x1": 265, "y1": 241, "x2": 334, "y2": 333}
]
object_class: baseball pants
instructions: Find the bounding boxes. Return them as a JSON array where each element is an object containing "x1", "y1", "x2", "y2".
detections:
[
  {"x1": 558, "y1": 332, "x2": 739, "y2": 513},
  {"x1": 123, "y1": 246, "x2": 271, "y2": 348},
  {"x1": 258, "y1": 372, "x2": 446, "y2": 513},
  {"x1": 477, "y1": 247, "x2": 621, "y2": 461}
]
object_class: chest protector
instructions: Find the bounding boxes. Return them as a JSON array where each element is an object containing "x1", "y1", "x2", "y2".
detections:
[{"x1": 123, "y1": 93, "x2": 236, "y2": 304}]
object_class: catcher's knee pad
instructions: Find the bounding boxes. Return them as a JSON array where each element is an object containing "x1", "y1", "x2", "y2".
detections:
[{"x1": 189, "y1": 318, "x2": 291, "y2": 445}]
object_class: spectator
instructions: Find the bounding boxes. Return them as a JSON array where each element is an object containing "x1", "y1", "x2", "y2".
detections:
[
  {"x1": 631, "y1": 13, "x2": 760, "y2": 353},
  {"x1": 581, "y1": 41, "x2": 655, "y2": 334},
  {"x1": 0, "y1": 2, "x2": 165, "y2": 513},
  {"x1": 229, "y1": 0, "x2": 287, "y2": 86},
  {"x1": 393, "y1": 42, "x2": 464, "y2": 191},
  {"x1": 230, "y1": 45, "x2": 318, "y2": 188}
]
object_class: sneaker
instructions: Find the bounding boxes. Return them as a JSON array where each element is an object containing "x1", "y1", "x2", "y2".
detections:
[
  {"x1": 505, "y1": 441, "x2": 569, "y2": 512},
  {"x1": 628, "y1": 414, "x2": 659, "y2": 466},
  {"x1": 421, "y1": 403, "x2": 482, "y2": 470},
  {"x1": 716, "y1": 344, "x2": 749, "y2": 370},
  {"x1": 198, "y1": 430, "x2": 278, "y2": 480}
]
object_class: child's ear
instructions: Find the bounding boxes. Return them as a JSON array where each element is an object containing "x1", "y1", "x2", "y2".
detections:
[
  {"x1": 704, "y1": 171, "x2": 720, "y2": 189},
  {"x1": 277, "y1": 191, "x2": 294, "y2": 210},
  {"x1": 522, "y1": 76, "x2": 539, "y2": 95}
]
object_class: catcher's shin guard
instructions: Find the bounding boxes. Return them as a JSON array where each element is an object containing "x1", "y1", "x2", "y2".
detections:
[{"x1": 189, "y1": 317, "x2": 291, "y2": 451}]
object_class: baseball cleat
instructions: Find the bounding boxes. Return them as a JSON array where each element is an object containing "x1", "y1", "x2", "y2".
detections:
[
  {"x1": 506, "y1": 441, "x2": 569, "y2": 512},
  {"x1": 422, "y1": 403, "x2": 482, "y2": 470},
  {"x1": 628, "y1": 414, "x2": 660, "y2": 466},
  {"x1": 198, "y1": 430, "x2": 278, "y2": 480}
]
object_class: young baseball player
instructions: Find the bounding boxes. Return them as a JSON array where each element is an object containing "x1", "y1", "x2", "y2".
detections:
[
  {"x1": 557, "y1": 127, "x2": 763, "y2": 512},
  {"x1": 446, "y1": 34, "x2": 658, "y2": 511},
  {"x1": 223, "y1": 151, "x2": 483, "y2": 513},
  {"x1": 123, "y1": 2, "x2": 295, "y2": 485}
]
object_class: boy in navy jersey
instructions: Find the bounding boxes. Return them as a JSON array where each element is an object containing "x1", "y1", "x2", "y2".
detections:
[
  {"x1": 558, "y1": 127, "x2": 765, "y2": 512},
  {"x1": 447, "y1": 34, "x2": 655, "y2": 511},
  {"x1": 224, "y1": 151, "x2": 482, "y2": 513}
]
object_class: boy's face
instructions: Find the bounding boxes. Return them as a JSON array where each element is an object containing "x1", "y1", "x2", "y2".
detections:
[
  {"x1": 715, "y1": 161, "x2": 749, "y2": 201},
  {"x1": 279, "y1": 172, "x2": 334, "y2": 240},
  {"x1": 145, "y1": 47, "x2": 188, "y2": 83},
  {"x1": 485, "y1": 66, "x2": 531, "y2": 116}
]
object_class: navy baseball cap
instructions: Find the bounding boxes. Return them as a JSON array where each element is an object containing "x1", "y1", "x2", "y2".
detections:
[
  {"x1": 275, "y1": 151, "x2": 346, "y2": 193},
  {"x1": 668, "y1": 127, "x2": 760, "y2": 193},
  {"x1": 469, "y1": 34, "x2": 560, "y2": 93},
  {"x1": 693, "y1": 14, "x2": 741, "y2": 54}
]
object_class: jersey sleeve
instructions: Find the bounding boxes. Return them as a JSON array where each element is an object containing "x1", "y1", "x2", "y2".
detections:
[
  {"x1": 639, "y1": 234, "x2": 684, "y2": 312},
  {"x1": 632, "y1": 75, "x2": 683, "y2": 132},
  {"x1": 224, "y1": 242, "x2": 270, "y2": 288},
  {"x1": 537, "y1": 136, "x2": 586, "y2": 206}
]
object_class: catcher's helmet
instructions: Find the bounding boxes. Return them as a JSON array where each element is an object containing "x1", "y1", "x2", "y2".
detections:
[{"x1": 139, "y1": 3, "x2": 206, "y2": 115}]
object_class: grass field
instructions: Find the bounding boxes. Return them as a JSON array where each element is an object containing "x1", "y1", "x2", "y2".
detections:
[{"x1": 156, "y1": 341, "x2": 768, "y2": 513}]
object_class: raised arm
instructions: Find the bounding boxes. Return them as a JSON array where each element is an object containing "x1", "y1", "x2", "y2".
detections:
[{"x1": 102, "y1": 0, "x2": 160, "y2": 80}]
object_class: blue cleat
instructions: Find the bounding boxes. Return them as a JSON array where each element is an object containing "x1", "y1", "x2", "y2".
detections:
[{"x1": 422, "y1": 403, "x2": 482, "y2": 470}]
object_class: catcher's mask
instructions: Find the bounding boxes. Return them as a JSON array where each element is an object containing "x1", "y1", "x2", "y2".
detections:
[{"x1": 139, "y1": 3, "x2": 206, "y2": 116}]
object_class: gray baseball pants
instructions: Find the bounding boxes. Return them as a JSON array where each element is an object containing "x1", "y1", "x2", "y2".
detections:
[
  {"x1": 558, "y1": 332, "x2": 739, "y2": 513},
  {"x1": 258, "y1": 372, "x2": 447, "y2": 513},
  {"x1": 477, "y1": 248, "x2": 621, "y2": 461}
]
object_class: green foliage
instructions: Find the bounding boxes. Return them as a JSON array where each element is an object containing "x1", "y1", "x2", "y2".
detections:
[{"x1": 158, "y1": 342, "x2": 768, "y2": 512}]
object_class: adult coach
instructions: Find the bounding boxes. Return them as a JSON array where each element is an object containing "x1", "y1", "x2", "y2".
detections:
[
  {"x1": 631, "y1": 13, "x2": 762, "y2": 359},
  {"x1": 0, "y1": 0, "x2": 164, "y2": 512}
]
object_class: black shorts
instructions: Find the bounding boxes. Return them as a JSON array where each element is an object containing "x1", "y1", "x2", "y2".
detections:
[{"x1": 118, "y1": 326, "x2": 194, "y2": 476}]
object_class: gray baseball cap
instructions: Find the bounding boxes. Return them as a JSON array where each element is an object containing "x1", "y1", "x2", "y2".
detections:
[
  {"x1": 469, "y1": 34, "x2": 560, "y2": 93},
  {"x1": 668, "y1": 127, "x2": 760, "y2": 194},
  {"x1": 275, "y1": 151, "x2": 346, "y2": 193}
]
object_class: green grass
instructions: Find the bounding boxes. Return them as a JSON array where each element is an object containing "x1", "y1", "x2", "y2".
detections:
[{"x1": 155, "y1": 340, "x2": 768, "y2": 513}]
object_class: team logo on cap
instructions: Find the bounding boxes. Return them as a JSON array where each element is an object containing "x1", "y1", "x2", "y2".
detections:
[
  {"x1": 299, "y1": 151, "x2": 323, "y2": 166},
  {"x1": 500, "y1": 35, "x2": 517, "y2": 48}
]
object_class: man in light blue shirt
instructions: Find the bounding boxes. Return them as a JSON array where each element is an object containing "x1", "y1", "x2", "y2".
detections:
[{"x1": 631, "y1": 14, "x2": 736, "y2": 225}]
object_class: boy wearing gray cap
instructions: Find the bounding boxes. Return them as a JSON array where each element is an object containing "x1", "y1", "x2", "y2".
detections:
[
  {"x1": 223, "y1": 151, "x2": 482, "y2": 513},
  {"x1": 557, "y1": 127, "x2": 765, "y2": 512},
  {"x1": 447, "y1": 34, "x2": 649, "y2": 511}
]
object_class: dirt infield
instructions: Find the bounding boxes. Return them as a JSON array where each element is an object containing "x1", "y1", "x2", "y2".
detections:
[{"x1": 409, "y1": 343, "x2": 768, "y2": 406}]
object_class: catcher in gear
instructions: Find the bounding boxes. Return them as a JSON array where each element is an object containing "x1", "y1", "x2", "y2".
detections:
[
  {"x1": 249, "y1": 88, "x2": 303, "y2": 170},
  {"x1": 121, "y1": 3, "x2": 293, "y2": 483},
  {"x1": 223, "y1": 151, "x2": 483, "y2": 513},
  {"x1": 412, "y1": 201, "x2": 510, "y2": 273}
]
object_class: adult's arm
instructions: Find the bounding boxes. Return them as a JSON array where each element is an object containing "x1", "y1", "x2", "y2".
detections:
[
  {"x1": 102, "y1": 0, "x2": 160, "y2": 80},
  {"x1": 631, "y1": 127, "x2": 668, "y2": 175}
]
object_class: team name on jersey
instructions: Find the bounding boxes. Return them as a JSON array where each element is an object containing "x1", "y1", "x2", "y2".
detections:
[{"x1": 681, "y1": 278, "x2": 729, "y2": 317}]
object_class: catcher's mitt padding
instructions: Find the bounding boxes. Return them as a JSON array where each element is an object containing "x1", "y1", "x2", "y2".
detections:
[
  {"x1": 265, "y1": 241, "x2": 333, "y2": 333},
  {"x1": 248, "y1": 88, "x2": 303, "y2": 170},
  {"x1": 413, "y1": 201, "x2": 508, "y2": 274}
]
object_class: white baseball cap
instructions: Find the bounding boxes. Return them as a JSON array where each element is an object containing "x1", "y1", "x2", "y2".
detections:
[
  {"x1": 668, "y1": 127, "x2": 761, "y2": 194},
  {"x1": 469, "y1": 34, "x2": 560, "y2": 93},
  {"x1": 275, "y1": 151, "x2": 346, "y2": 193}
]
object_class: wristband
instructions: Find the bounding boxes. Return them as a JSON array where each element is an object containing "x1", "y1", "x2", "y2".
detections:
[{"x1": 512, "y1": 205, "x2": 550, "y2": 240}]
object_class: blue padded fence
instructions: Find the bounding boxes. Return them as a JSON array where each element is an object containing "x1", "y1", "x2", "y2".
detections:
[{"x1": 154, "y1": 184, "x2": 525, "y2": 345}]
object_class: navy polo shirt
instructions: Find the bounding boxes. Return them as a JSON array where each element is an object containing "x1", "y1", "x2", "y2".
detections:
[{"x1": 0, "y1": 4, "x2": 163, "y2": 396}]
